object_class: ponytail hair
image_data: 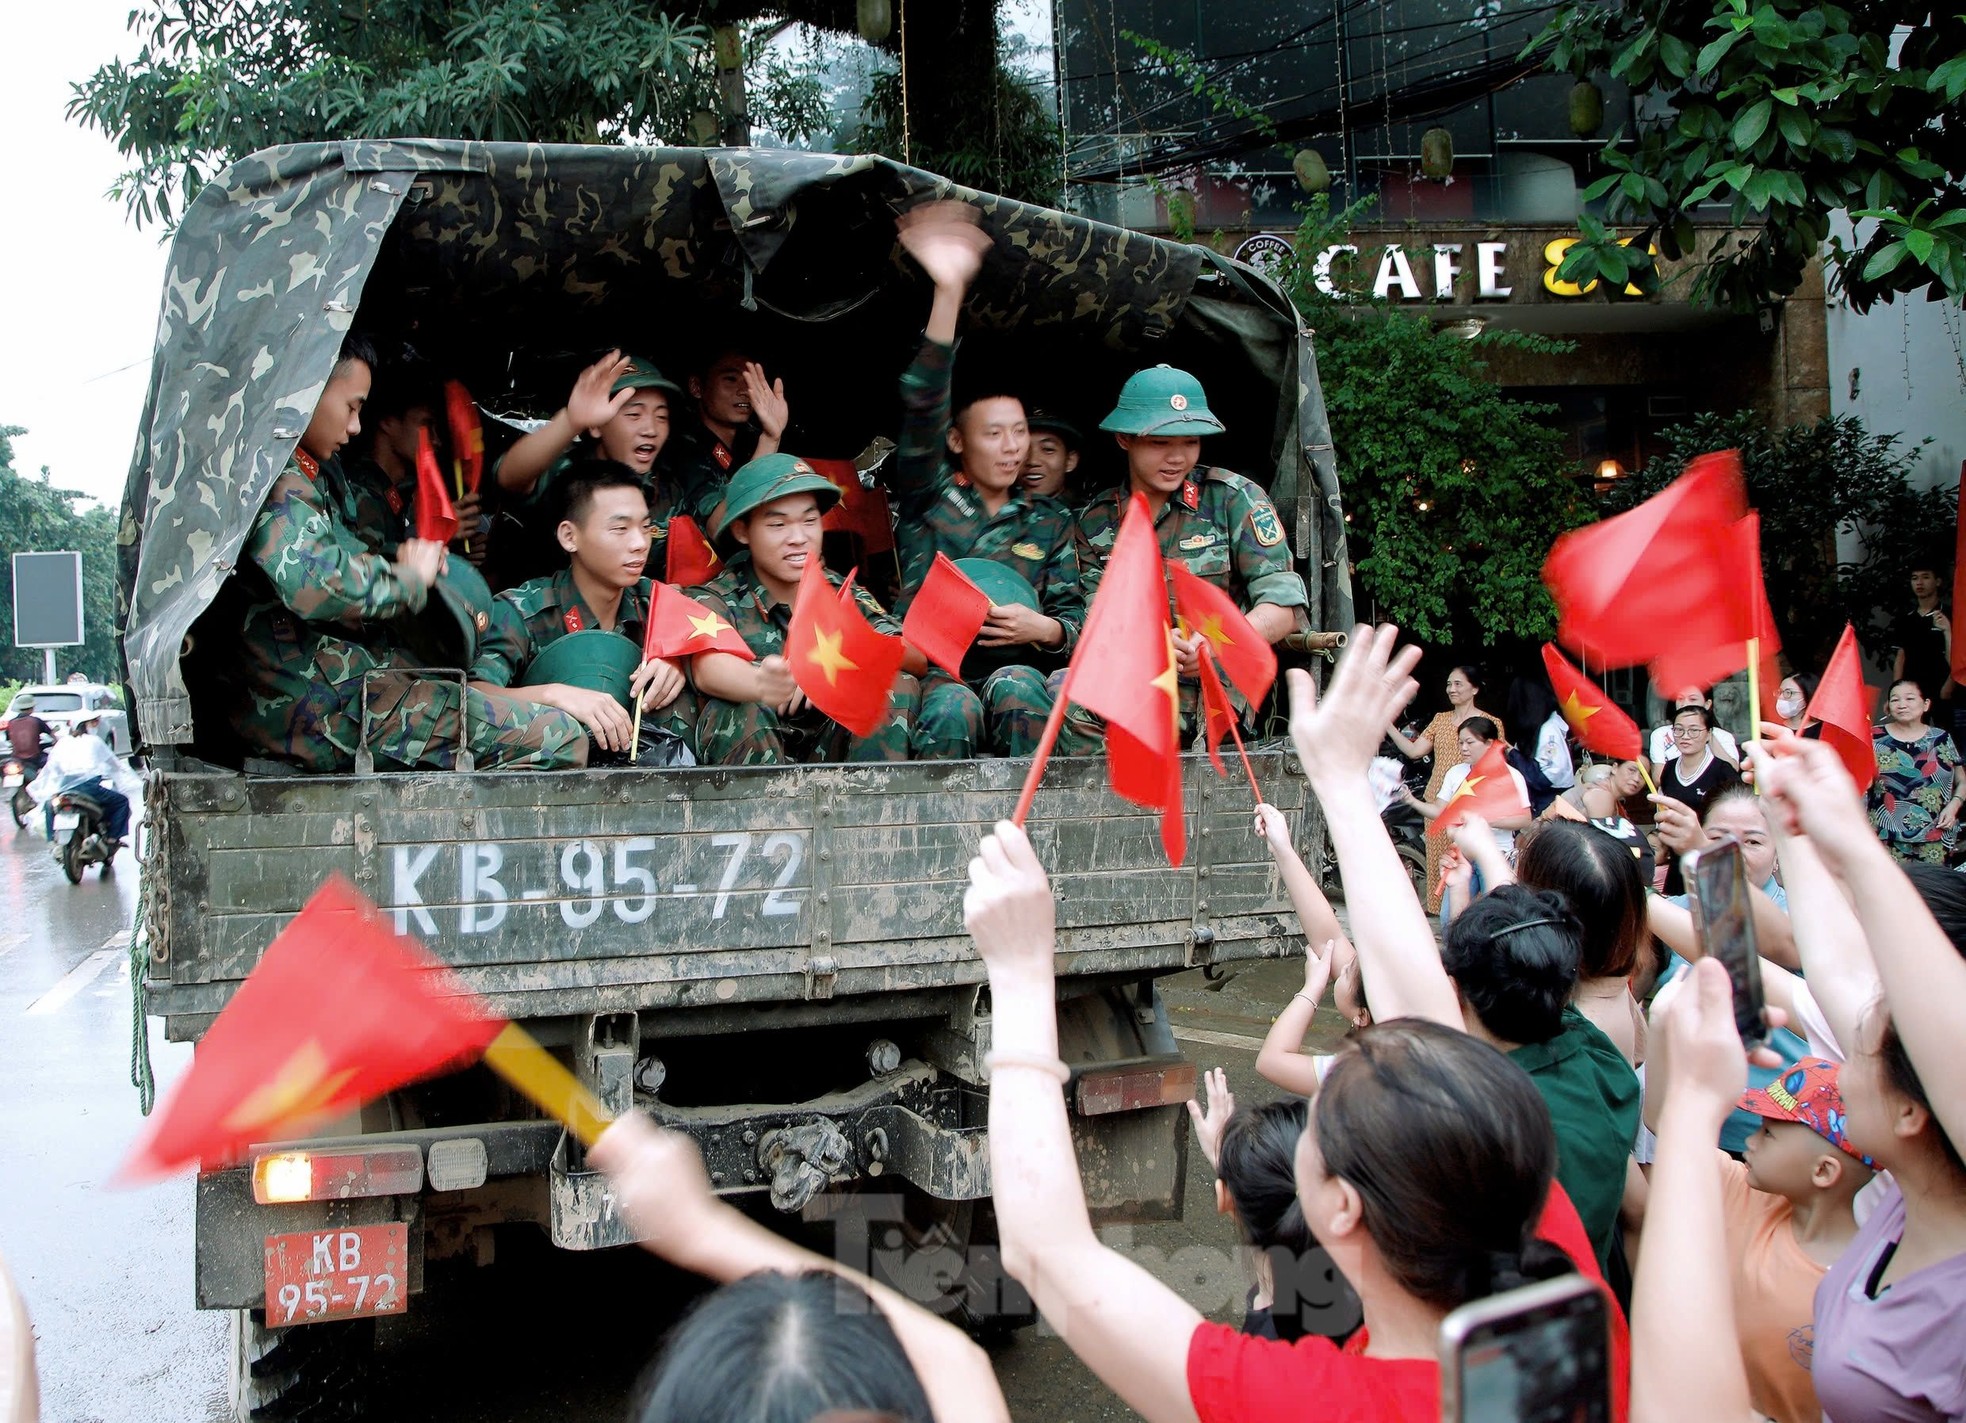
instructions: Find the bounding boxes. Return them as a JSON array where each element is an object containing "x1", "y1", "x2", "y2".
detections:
[
  {"x1": 1315, "y1": 1020, "x2": 1570, "y2": 1312},
  {"x1": 1216, "y1": 1098, "x2": 1313, "y2": 1255}
]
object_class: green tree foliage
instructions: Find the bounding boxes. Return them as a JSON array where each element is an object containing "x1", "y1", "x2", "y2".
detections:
[
  {"x1": 0, "y1": 429, "x2": 121, "y2": 685},
  {"x1": 1535, "y1": 1, "x2": 1966, "y2": 311},
  {"x1": 850, "y1": 14, "x2": 1062, "y2": 205},
  {"x1": 70, "y1": 1, "x2": 829, "y2": 228},
  {"x1": 1604, "y1": 412, "x2": 1940, "y2": 668},
  {"x1": 1276, "y1": 201, "x2": 1587, "y2": 645}
]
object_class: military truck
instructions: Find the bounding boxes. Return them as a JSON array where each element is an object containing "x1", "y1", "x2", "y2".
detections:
[{"x1": 120, "y1": 141, "x2": 1352, "y2": 1418}]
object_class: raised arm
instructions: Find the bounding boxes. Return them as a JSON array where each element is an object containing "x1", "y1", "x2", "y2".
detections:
[
  {"x1": 964, "y1": 822, "x2": 1203, "y2": 1423},
  {"x1": 1633, "y1": 959, "x2": 1756, "y2": 1423},
  {"x1": 495, "y1": 351, "x2": 633, "y2": 494},
  {"x1": 1253, "y1": 936, "x2": 1336, "y2": 1098},
  {"x1": 1756, "y1": 735, "x2": 1966, "y2": 1154},
  {"x1": 590, "y1": 1113, "x2": 1007, "y2": 1423},
  {"x1": 1286, "y1": 627, "x2": 1465, "y2": 1030}
]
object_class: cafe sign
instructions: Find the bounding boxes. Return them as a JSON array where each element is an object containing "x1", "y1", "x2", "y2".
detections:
[{"x1": 1232, "y1": 231, "x2": 1657, "y2": 302}]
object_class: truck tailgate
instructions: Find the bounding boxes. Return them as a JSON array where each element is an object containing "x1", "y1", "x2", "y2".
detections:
[{"x1": 143, "y1": 750, "x2": 1320, "y2": 1039}]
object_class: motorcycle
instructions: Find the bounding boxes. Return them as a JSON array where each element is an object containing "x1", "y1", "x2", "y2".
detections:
[
  {"x1": 2, "y1": 758, "x2": 40, "y2": 830},
  {"x1": 48, "y1": 786, "x2": 118, "y2": 884}
]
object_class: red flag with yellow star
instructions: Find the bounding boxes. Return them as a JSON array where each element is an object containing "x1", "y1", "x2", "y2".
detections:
[
  {"x1": 901, "y1": 554, "x2": 991, "y2": 679},
  {"x1": 665, "y1": 515, "x2": 722, "y2": 588},
  {"x1": 1541, "y1": 644, "x2": 1642, "y2": 762},
  {"x1": 1059, "y1": 494, "x2": 1187, "y2": 865},
  {"x1": 118, "y1": 876, "x2": 502, "y2": 1182},
  {"x1": 643, "y1": 581, "x2": 755, "y2": 663},
  {"x1": 443, "y1": 380, "x2": 484, "y2": 496},
  {"x1": 1169, "y1": 563, "x2": 1276, "y2": 710},
  {"x1": 786, "y1": 552, "x2": 905, "y2": 737},
  {"x1": 1428, "y1": 741, "x2": 1528, "y2": 840}
]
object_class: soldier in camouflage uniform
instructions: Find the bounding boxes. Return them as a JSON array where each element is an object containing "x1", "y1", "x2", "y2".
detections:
[
  {"x1": 337, "y1": 347, "x2": 487, "y2": 566},
  {"x1": 229, "y1": 335, "x2": 586, "y2": 773},
  {"x1": 470, "y1": 464, "x2": 696, "y2": 761},
  {"x1": 492, "y1": 351, "x2": 691, "y2": 584},
  {"x1": 688, "y1": 456, "x2": 923, "y2": 765},
  {"x1": 657, "y1": 345, "x2": 790, "y2": 526},
  {"x1": 885, "y1": 203, "x2": 1085, "y2": 760},
  {"x1": 1072, "y1": 365, "x2": 1309, "y2": 738}
]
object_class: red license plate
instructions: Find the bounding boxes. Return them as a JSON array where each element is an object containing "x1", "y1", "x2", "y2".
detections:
[{"x1": 262, "y1": 1224, "x2": 407, "y2": 1327}]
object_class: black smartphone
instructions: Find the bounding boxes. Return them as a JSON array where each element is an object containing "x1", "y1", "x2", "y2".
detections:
[
  {"x1": 1685, "y1": 834, "x2": 1768, "y2": 1047},
  {"x1": 1439, "y1": 1274, "x2": 1611, "y2": 1423}
]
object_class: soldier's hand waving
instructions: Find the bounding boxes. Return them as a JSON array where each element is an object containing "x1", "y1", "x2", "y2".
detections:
[
  {"x1": 567, "y1": 350, "x2": 636, "y2": 433},
  {"x1": 741, "y1": 362, "x2": 789, "y2": 443},
  {"x1": 897, "y1": 202, "x2": 992, "y2": 297}
]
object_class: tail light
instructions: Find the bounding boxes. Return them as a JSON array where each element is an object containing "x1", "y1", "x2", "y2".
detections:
[{"x1": 251, "y1": 1147, "x2": 424, "y2": 1204}]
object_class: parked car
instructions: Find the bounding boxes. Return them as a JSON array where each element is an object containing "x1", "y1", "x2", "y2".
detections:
[{"x1": 2, "y1": 684, "x2": 131, "y2": 756}]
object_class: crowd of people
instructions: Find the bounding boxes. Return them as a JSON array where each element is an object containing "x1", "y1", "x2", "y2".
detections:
[
  {"x1": 569, "y1": 619, "x2": 1966, "y2": 1423},
  {"x1": 212, "y1": 201, "x2": 1308, "y2": 777}
]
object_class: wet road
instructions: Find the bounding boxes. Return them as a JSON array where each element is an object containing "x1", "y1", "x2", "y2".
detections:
[{"x1": 0, "y1": 822, "x2": 1348, "y2": 1422}]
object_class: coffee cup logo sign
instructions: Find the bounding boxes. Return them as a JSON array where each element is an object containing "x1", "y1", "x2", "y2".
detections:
[{"x1": 1233, "y1": 233, "x2": 1660, "y2": 303}]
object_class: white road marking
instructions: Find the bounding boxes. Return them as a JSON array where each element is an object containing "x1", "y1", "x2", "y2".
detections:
[
  {"x1": 0, "y1": 930, "x2": 27, "y2": 958},
  {"x1": 1170, "y1": 1025, "x2": 1270, "y2": 1053},
  {"x1": 26, "y1": 942, "x2": 123, "y2": 1015}
]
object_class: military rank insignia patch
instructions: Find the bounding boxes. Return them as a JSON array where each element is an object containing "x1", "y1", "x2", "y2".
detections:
[
  {"x1": 1181, "y1": 481, "x2": 1200, "y2": 511},
  {"x1": 1249, "y1": 503, "x2": 1285, "y2": 547}
]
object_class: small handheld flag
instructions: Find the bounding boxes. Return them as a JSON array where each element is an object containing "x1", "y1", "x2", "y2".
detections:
[
  {"x1": 786, "y1": 555, "x2": 905, "y2": 737},
  {"x1": 414, "y1": 429, "x2": 460, "y2": 545}
]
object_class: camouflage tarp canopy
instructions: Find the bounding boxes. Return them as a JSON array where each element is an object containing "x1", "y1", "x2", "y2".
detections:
[{"x1": 120, "y1": 141, "x2": 1351, "y2": 749}]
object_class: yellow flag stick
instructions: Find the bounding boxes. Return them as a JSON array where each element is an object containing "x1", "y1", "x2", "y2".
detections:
[
  {"x1": 481, "y1": 1022, "x2": 611, "y2": 1148},
  {"x1": 629, "y1": 688, "x2": 646, "y2": 760},
  {"x1": 1636, "y1": 759, "x2": 1659, "y2": 796},
  {"x1": 1746, "y1": 637, "x2": 1761, "y2": 744}
]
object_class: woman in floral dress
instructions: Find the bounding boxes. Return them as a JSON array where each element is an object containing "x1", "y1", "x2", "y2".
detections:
[{"x1": 1870, "y1": 677, "x2": 1966, "y2": 864}]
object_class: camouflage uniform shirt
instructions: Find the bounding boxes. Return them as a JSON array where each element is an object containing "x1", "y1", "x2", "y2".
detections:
[
  {"x1": 656, "y1": 420, "x2": 756, "y2": 527},
  {"x1": 471, "y1": 569, "x2": 654, "y2": 688},
  {"x1": 1076, "y1": 470, "x2": 1308, "y2": 618},
  {"x1": 687, "y1": 553, "x2": 903, "y2": 663},
  {"x1": 887, "y1": 338, "x2": 1084, "y2": 654},
  {"x1": 232, "y1": 451, "x2": 427, "y2": 766},
  {"x1": 333, "y1": 452, "x2": 412, "y2": 557}
]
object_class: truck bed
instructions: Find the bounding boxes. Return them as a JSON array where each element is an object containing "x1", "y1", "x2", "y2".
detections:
[{"x1": 143, "y1": 749, "x2": 1320, "y2": 1041}]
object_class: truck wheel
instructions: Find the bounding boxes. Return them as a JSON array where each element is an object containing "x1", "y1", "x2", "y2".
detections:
[
  {"x1": 229, "y1": 1309, "x2": 374, "y2": 1421},
  {"x1": 1397, "y1": 842, "x2": 1427, "y2": 904},
  {"x1": 864, "y1": 1189, "x2": 1038, "y2": 1340}
]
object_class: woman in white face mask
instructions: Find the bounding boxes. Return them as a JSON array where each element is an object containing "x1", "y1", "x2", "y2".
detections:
[{"x1": 1775, "y1": 672, "x2": 1819, "y2": 736}]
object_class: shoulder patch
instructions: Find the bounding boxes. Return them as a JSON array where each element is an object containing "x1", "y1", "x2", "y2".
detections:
[
  {"x1": 1248, "y1": 502, "x2": 1286, "y2": 548},
  {"x1": 1011, "y1": 541, "x2": 1044, "y2": 560}
]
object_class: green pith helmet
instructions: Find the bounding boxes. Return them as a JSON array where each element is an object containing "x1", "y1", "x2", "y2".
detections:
[
  {"x1": 523, "y1": 629, "x2": 643, "y2": 709},
  {"x1": 1025, "y1": 410, "x2": 1084, "y2": 448},
  {"x1": 708, "y1": 453, "x2": 842, "y2": 554},
  {"x1": 1098, "y1": 365, "x2": 1226, "y2": 437},
  {"x1": 390, "y1": 558, "x2": 496, "y2": 672},
  {"x1": 953, "y1": 558, "x2": 1040, "y2": 613},
  {"x1": 611, "y1": 355, "x2": 683, "y2": 398}
]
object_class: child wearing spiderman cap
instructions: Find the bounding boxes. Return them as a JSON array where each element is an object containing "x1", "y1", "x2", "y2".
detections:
[{"x1": 1648, "y1": 1055, "x2": 1874, "y2": 1423}]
